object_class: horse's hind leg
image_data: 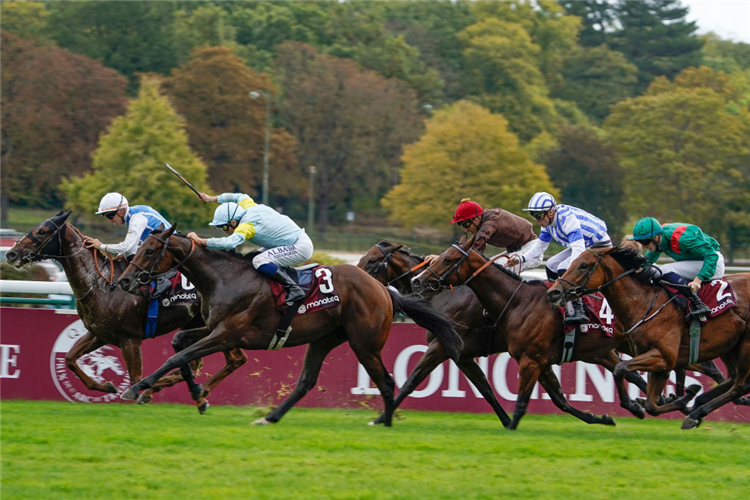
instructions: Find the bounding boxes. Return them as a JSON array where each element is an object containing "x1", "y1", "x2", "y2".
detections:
[
  {"x1": 65, "y1": 332, "x2": 118, "y2": 393},
  {"x1": 256, "y1": 335, "x2": 345, "y2": 425},
  {"x1": 538, "y1": 367, "x2": 615, "y2": 426},
  {"x1": 508, "y1": 356, "x2": 542, "y2": 430},
  {"x1": 456, "y1": 357, "x2": 511, "y2": 427}
]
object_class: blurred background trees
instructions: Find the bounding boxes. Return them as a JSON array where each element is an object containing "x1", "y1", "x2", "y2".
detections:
[{"x1": 2, "y1": 0, "x2": 750, "y2": 257}]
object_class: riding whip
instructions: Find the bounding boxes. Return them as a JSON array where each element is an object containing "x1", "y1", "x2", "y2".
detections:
[{"x1": 165, "y1": 163, "x2": 201, "y2": 199}]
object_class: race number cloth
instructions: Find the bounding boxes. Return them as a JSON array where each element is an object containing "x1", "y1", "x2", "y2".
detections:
[
  {"x1": 269, "y1": 266, "x2": 341, "y2": 314},
  {"x1": 664, "y1": 279, "x2": 736, "y2": 320},
  {"x1": 542, "y1": 282, "x2": 615, "y2": 337}
]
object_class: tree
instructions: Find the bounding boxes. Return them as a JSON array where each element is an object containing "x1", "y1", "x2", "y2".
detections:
[
  {"x1": 62, "y1": 78, "x2": 213, "y2": 228},
  {"x1": 382, "y1": 100, "x2": 558, "y2": 230},
  {"x1": 458, "y1": 18, "x2": 558, "y2": 143},
  {"x1": 604, "y1": 85, "x2": 750, "y2": 247},
  {"x1": 0, "y1": 0, "x2": 51, "y2": 41},
  {"x1": 609, "y1": 0, "x2": 704, "y2": 93},
  {"x1": 557, "y1": 0, "x2": 618, "y2": 48},
  {"x1": 162, "y1": 46, "x2": 298, "y2": 203},
  {"x1": 275, "y1": 42, "x2": 422, "y2": 232},
  {"x1": 172, "y1": 3, "x2": 237, "y2": 65},
  {"x1": 540, "y1": 126, "x2": 628, "y2": 238},
  {"x1": 1, "y1": 32, "x2": 127, "y2": 220}
]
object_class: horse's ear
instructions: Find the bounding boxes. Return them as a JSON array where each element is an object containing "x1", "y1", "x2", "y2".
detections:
[
  {"x1": 394, "y1": 244, "x2": 405, "y2": 252},
  {"x1": 165, "y1": 224, "x2": 177, "y2": 237},
  {"x1": 461, "y1": 234, "x2": 476, "y2": 250},
  {"x1": 53, "y1": 210, "x2": 72, "y2": 224}
]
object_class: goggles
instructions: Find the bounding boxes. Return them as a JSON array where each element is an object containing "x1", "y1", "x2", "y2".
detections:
[
  {"x1": 530, "y1": 210, "x2": 548, "y2": 221},
  {"x1": 458, "y1": 219, "x2": 473, "y2": 229},
  {"x1": 103, "y1": 211, "x2": 118, "y2": 220}
]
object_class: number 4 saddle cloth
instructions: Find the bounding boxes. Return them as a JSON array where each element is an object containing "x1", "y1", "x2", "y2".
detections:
[
  {"x1": 542, "y1": 282, "x2": 615, "y2": 337},
  {"x1": 268, "y1": 264, "x2": 341, "y2": 315},
  {"x1": 662, "y1": 279, "x2": 737, "y2": 323}
]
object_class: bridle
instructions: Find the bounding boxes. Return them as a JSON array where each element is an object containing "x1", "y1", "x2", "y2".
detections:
[
  {"x1": 369, "y1": 245, "x2": 427, "y2": 288},
  {"x1": 14, "y1": 217, "x2": 70, "y2": 262},
  {"x1": 555, "y1": 248, "x2": 636, "y2": 302},
  {"x1": 421, "y1": 244, "x2": 507, "y2": 290},
  {"x1": 128, "y1": 233, "x2": 195, "y2": 285}
]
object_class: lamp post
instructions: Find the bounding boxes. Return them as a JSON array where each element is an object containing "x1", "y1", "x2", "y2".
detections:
[
  {"x1": 249, "y1": 90, "x2": 270, "y2": 205},
  {"x1": 308, "y1": 166, "x2": 316, "y2": 234}
]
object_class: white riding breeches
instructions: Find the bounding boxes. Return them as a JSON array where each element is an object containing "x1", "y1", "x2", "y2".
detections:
[
  {"x1": 659, "y1": 252, "x2": 725, "y2": 281},
  {"x1": 252, "y1": 230, "x2": 314, "y2": 270}
]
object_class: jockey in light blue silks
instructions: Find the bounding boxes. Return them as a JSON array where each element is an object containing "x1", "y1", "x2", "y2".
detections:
[
  {"x1": 507, "y1": 192, "x2": 613, "y2": 324},
  {"x1": 187, "y1": 192, "x2": 314, "y2": 306},
  {"x1": 84, "y1": 192, "x2": 172, "y2": 257}
]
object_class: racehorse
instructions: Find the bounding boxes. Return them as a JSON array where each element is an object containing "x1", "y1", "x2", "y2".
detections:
[
  {"x1": 115, "y1": 225, "x2": 463, "y2": 426},
  {"x1": 547, "y1": 246, "x2": 750, "y2": 429},
  {"x1": 410, "y1": 237, "x2": 648, "y2": 430},
  {"x1": 4, "y1": 210, "x2": 214, "y2": 406},
  {"x1": 358, "y1": 240, "x2": 512, "y2": 426}
]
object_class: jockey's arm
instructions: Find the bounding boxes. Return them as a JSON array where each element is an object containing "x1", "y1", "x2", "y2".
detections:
[
  {"x1": 509, "y1": 236, "x2": 549, "y2": 267},
  {"x1": 100, "y1": 213, "x2": 148, "y2": 257},
  {"x1": 205, "y1": 222, "x2": 256, "y2": 250},
  {"x1": 217, "y1": 193, "x2": 252, "y2": 204}
]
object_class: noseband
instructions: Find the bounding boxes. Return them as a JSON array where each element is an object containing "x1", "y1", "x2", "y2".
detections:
[
  {"x1": 555, "y1": 249, "x2": 635, "y2": 301},
  {"x1": 128, "y1": 235, "x2": 195, "y2": 285}
]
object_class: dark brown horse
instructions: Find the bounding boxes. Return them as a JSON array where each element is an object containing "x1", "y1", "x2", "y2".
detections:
[
  {"x1": 358, "y1": 240, "x2": 511, "y2": 426},
  {"x1": 115, "y1": 226, "x2": 463, "y2": 426},
  {"x1": 410, "y1": 237, "x2": 649, "y2": 429},
  {"x1": 4, "y1": 210, "x2": 209, "y2": 405},
  {"x1": 547, "y1": 246, "x2": 750, "y2": 429}
]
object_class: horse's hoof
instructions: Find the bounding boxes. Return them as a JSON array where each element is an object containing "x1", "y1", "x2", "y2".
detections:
[
  {"x1": 198, "y1": 401, "x2": 209, "y2": 414},
  {"x1": 105, "y1": 382, "x2": 118, "y2": 393},
  {"x1": 734, "y1": 397, "x2": 750, "y2": 406},
  {"x1": 253, "y1": 417, "x2": 272, "y2": 425},
  {"x1": 137, "y1": 393, "x2": 152, "y2": 405},
  {"x1": 602, "y1": 414, "x2": 616, "y2": 426},
  {"x1": 681, "y1": 416, "x2": 702, "y2": 430},
  {"x1": 629, "y1": 403, "x2": 645, "y2": 419},
  {"x1": 120, "y1": 387, "x2": 138, "y2": 401}
]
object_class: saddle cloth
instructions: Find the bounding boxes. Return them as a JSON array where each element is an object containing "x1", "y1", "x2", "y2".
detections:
[
  {"x1": 269, "y1": 264, "x2": 341, "y2": 315},
  {"x1": 663, "y1": 279, "x2": 736, "y2": 322},
  {"x1": 144, "y1": 271, "x2": 199, "y2": 339},
  {"x1": 542, "y1": 282, "x2": 615, "y2": 337}
]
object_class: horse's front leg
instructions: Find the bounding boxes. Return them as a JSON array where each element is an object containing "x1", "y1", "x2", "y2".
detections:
[
  {"x1": 65, "y1": 332, "x2": 118, "y2": 393},
  {"x1": 508, "y1": 356, "x2": 541, "y2": 430},
  {"x1": 598, "y1": 350, "x2": 646, "y2": 418},
  {"x1": 121, "y1": 326, "x2": 234, "y2": 402},
  {"x1": 538, "y1": 366, "x2": 615, "y2": 426},
  {"x1": 256, "y1": 334, "x2": 346, "y2": 425},
  {"x1": 197, "y1": 347, "x2": 247, "y2": 403}
]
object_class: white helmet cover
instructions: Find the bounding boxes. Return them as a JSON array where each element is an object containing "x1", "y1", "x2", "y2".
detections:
[
  {"x1": 95, "y1": 192, "x2": 129, "y2": 214},
  {"x1": 522, "y1": 192, "x2": 556, "y2": 212},
  {"x1": 209, "y1": 202, "x2": 244, "y2": 226}
]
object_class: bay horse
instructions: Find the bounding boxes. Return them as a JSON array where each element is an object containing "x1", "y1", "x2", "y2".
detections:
[
  {"x1": 358, "y1": 240, "x2": 511, "y2": 426},
  {"x1": 115, "y1": 225, "x2": 463, "y2": 426},
  {"x1": 547, "y1": 246, "x2": 750, "y2": 429},
  {"x1": 410, "y1": 237, "x2": 649, "y2": 430},
  {"x1": 4, "y1": 210, "x2": 216, "y2": 406}
]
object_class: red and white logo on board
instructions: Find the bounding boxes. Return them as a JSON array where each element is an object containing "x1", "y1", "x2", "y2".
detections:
[{"x1": 50, "y1": 320, "x2": 130, "y2": 403}]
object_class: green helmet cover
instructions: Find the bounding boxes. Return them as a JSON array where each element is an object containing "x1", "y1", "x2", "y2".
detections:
[{"x1": 629, "y1": 217, "x2": 662, "y2": 241}]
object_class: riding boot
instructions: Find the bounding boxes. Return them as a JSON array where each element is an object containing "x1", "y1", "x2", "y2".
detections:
[
  {"x1": 687, "y1": 291, "x2": 711, "y2": 319},
  {"x1": 270, "y1": 269, "x2": 306, "y2": 306},
  {"x1": 564, "y1": 297, "x2": 588, "y2": 325}
]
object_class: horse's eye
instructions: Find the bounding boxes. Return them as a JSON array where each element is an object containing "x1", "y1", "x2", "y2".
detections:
[
  {"x1": 368, "y1": 259, "x2": 376, "y2": 264},
  {"x1": 38, "y1": 228, "x2": 46, "y2": 235},
  {"x1": 580, "y1": 263, "x2": 589, "y2": 270},
  {"x1": 145, "y1": 249, "x2": 154, "y2": 256}
]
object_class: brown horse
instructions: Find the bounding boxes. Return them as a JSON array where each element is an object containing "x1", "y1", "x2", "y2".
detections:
[
  {"x1": 547, "y1": 246, "x2": 750, "y2": 429},
  {"x1": 115, "y1": 226, "x2": 463, "y2": 426},
  {"x1": 410, "y1": 237, "x2": 649, "y2": 429},
  {"x1": 4, "y1": 210, "x2": 209, "y2": 405},
  {"x1": 358, "y1": 240, "x2": 511, "y2": 426}
]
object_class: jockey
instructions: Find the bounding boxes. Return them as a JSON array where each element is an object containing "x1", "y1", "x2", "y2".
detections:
[
  {"x1": 508, "y1": 192, "x2": 612, "y2": 324},
  {"x1": 84, "y1": 192, "x2": 174, "y2": 298},
  {"x1": 187, "y1": 192, "x2": 313, "y2": 306},
  {"x1": 84, "y1": 192, "x2": 171, "y2": 257},
  {"x1": 425, "y1": 198, "x2": 540, "y2": 272},
  {"x1": 629, "y1": 217, "x2": 722, "y2": 318}
]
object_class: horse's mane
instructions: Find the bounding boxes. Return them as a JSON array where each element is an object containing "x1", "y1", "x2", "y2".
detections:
[
  {"x1": 163, "y1": 230, "x2": 259, "y2": 263},
  {"x1": 608, "y1": 245, "x2": 647, "y2": 271},
  {"x1": 376, "y1": 239, "x2": 425, "y2": 261}
]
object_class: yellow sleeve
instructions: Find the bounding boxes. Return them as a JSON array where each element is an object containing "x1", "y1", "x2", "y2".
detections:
[
  {"x1": 238, "y1": 198, "x2": 257, "y2": 210},
  {"x1": 233, "y1": 222, "x2": 256, "y2": 241}
]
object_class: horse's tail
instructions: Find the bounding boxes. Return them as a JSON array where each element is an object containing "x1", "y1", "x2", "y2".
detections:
[{"x1": 387, "y1": 289, "x2": 464, "y2": 362}]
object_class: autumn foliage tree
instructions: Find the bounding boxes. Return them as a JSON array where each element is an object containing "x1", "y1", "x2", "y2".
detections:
[
  {"x1": 383, "y1": 100, "x2": 558, "y2": 230},
  {"x1": 63, "y1": 78, "x2": 213, "y2": 228},
  {"x1": 275, "y1": 42, "x2": 422, "y2": 232},
  {"x1": 162, "y1": 46, "x2": 298, "y2": 202},
  {"x1": 1, "y1": 32, "x2": 127, "y2": 220}
]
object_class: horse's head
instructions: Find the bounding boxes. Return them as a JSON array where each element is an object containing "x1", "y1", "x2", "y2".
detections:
[
  {"x1": 6, "y1": 210, "x2": 72, "y2": 267},
  {"x1": 547, "y1": 245, "x2": 640, "y2": 306},
  {"x1": 358, "y1": 240, "x2": 425, "y2": 294},
  {"x1": 117, "y1": 225, "x2": 181, "y2": 294},
  {"x1": 411, "y1": 237, "x2": 475, "y2": 294}
]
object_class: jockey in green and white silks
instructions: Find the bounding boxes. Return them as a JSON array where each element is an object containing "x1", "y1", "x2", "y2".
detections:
[
  {"x1": 187, "y1": 192, "x2": 314, "y2": 306},
  {"x1": 629, "y1": 217, "x2": 724, "y2": 318}
]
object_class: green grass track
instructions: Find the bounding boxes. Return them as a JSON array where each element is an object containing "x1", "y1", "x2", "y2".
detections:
[{"x1": 1, "y1": 401, "x2": 748, "y2": 499}]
